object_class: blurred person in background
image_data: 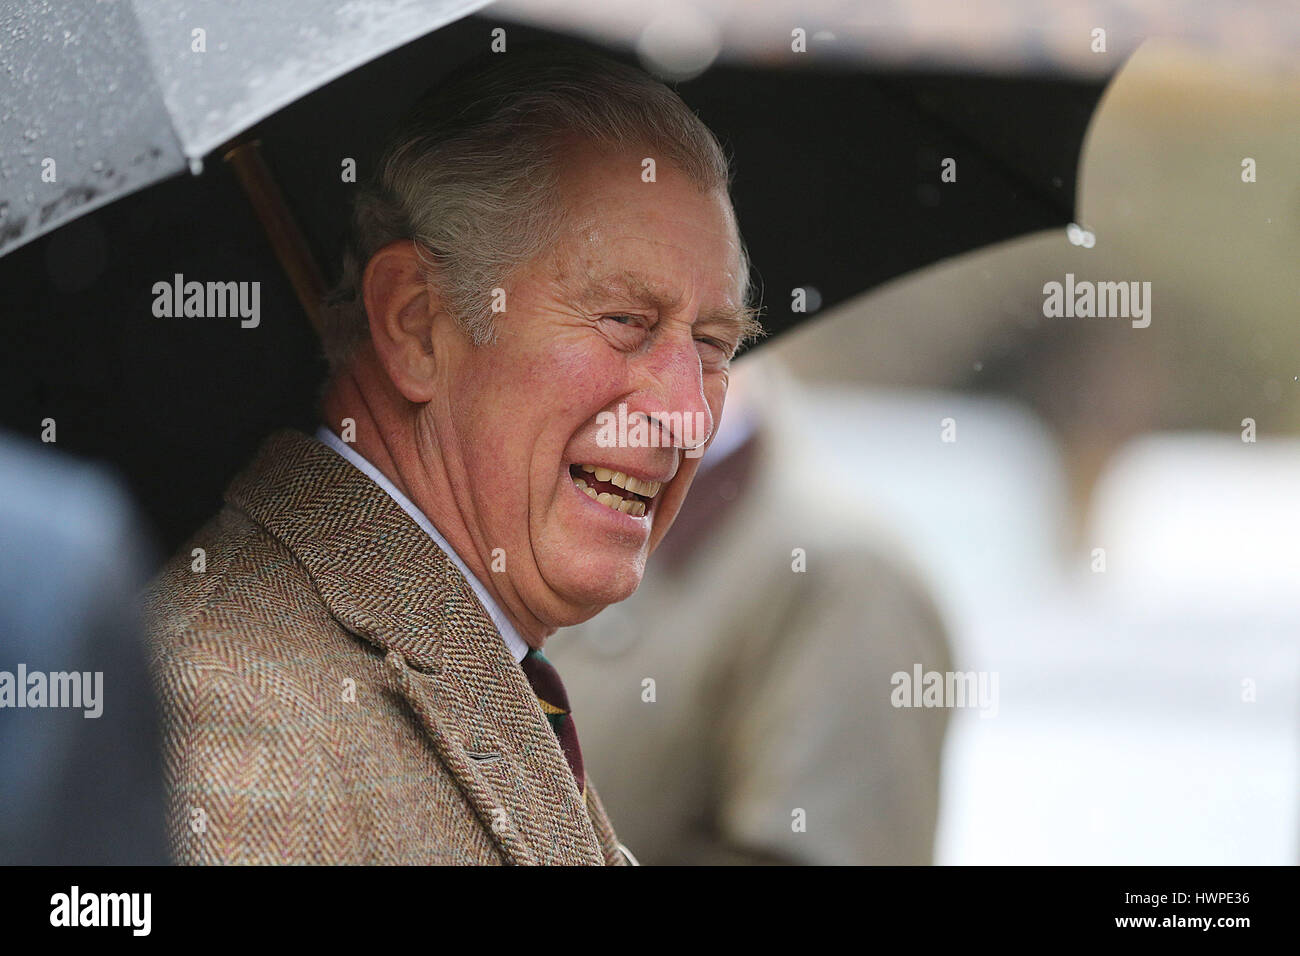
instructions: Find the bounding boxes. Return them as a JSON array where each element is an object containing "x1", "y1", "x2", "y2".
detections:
[
  {"x1": 0, "y1": 430, "x2": 167, "y2": 864},
  {"x1": 550, "y1": 355, "x2": 952, "y2": 864}
]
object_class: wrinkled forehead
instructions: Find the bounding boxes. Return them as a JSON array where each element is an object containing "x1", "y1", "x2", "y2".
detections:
[
  {"x1": 539, "y1": 136, "x2": 746, "y2": 290},
  {"x1": 549, "y1": 191, "x2": 747, "y2": 308}
]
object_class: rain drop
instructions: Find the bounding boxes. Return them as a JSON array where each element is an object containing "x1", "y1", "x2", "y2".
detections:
[{"x1": 1066, "y1": 222, "x2": 1096, "y2": 248}]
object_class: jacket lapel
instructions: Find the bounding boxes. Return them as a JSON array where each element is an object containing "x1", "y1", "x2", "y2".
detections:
[
  {"x1": 585, "y1": 780, "x2": 632, "y2": 865},
  {"x1": 226, "y1": 429, "x2": 606, "y2": 864}
]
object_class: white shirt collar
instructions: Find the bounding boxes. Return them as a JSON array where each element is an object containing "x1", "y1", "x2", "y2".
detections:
[{"x1": 314, "y1": 426, "x2": 530, "y2": 664}]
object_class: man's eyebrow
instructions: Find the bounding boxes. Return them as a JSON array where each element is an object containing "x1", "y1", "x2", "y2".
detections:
[
  {"x1": 574, "y1": 269, "x2": 680, "y2": 311},
  {"x1": 573, "y1": 269, "x2": 765, "y2": 346}
]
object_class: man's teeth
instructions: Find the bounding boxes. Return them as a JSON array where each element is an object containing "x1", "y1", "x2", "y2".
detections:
[
  {"x1": 578, "y1": 464, "x2": 662, "y2": 498},
  {"x1": 573, "y1": 477, "x2": 648, "y2": 517}
]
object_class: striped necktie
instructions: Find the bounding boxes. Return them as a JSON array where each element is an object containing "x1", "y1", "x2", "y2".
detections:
[{"x1": 519, "y1": 648, "x2": 586, "y2": 799}]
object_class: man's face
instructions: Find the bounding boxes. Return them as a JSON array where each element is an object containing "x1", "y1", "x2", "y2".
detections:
[{"x1": 432, "y1": 141, "x2": 749, "y2": 628}]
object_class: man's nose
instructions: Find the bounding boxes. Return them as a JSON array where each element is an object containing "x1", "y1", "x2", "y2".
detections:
[{"x1": 630, "y1": 334, "x2": 714, "y2": 452}]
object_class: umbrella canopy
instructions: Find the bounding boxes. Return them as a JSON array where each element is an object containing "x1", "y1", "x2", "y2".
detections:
[
  {"x1": 232, "y1": 30, "x2": 1112, "y2": 340},
  {"x1": 495, "y1": 0, "x2": 1300, "y2": 78},
  {"x1": 0, "y1": 0, "x2": 492, "y2": 256},
  {"x1": 2, "y1": 10, "x2": 1110, "y2": 551}
]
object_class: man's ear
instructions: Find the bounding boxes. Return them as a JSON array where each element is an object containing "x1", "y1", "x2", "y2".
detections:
[{"x1": 361, "y1": 240, "x2": 443, "y2": 403}]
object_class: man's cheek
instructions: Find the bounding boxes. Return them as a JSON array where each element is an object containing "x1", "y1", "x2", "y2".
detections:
[
  {"x1": 551, "y1": 339, "x2": 628, "y2": 405},
  {"x1": 706, "y1": 386, "x2": 727, "y2": 431}
]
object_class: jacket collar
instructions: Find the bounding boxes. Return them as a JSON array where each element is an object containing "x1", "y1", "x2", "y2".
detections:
[
  {"x1": 223, "y1": 429, "x2": 617, "y2": 863},
  {"x1": 312, "y1": 425, "x2": 531, "y2": 663},
  {"x1": 225, "y1": 428, "x2": 489, "y2": 672}
]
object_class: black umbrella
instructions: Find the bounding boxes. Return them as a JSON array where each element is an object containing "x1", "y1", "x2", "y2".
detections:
[{"x1": 1, "y1": 11, "x2": 1111, "y2": 551}]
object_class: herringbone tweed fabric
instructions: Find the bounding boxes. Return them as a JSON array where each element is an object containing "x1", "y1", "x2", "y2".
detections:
[{"x1": 142, "y1": 429, "x2": 627, "y2": 865}]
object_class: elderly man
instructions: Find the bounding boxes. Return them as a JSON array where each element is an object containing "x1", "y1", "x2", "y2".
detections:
[{"x1": 143, "y1": 45, "x2": 761, "y2": 865}]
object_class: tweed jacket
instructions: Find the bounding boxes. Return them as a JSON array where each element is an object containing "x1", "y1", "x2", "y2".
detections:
[{"x1": 143, "y1": 429, "x2": 627, "y2": 865}]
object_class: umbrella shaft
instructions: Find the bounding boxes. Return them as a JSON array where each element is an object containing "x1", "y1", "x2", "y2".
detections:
[{"x1": 222, "y1": 139, "x2": 326, "y2": 337}]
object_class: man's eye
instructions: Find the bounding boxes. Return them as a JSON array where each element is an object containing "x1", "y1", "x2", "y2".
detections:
[
  {"x1": 696, "y1": 336, "x2": 732, "y2": 358},
  {"x1": 598, "y1": 316, "x2": 650, "y2": 353},
  {"x1": 600, "y1": 314, "x2": 650, "y2": 346}
]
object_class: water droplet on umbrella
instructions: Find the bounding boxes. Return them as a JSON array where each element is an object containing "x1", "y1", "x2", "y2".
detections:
[{"x1": 1066, "y1": 222, "x2": 1096, "y2": 248}]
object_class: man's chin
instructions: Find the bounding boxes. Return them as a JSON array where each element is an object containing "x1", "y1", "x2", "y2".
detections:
[{"x1": 546, "y1": 562, "x2": 644, "y2": 622}]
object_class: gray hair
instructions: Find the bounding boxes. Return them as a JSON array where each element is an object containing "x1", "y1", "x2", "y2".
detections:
[{"x1": 320, "y1": 43, "x2": 761, "y2": 374}]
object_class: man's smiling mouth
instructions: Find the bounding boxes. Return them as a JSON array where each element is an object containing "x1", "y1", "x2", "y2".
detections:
[{"x1": 568, "y1": 463, "x2": 662, "y2": 517}]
